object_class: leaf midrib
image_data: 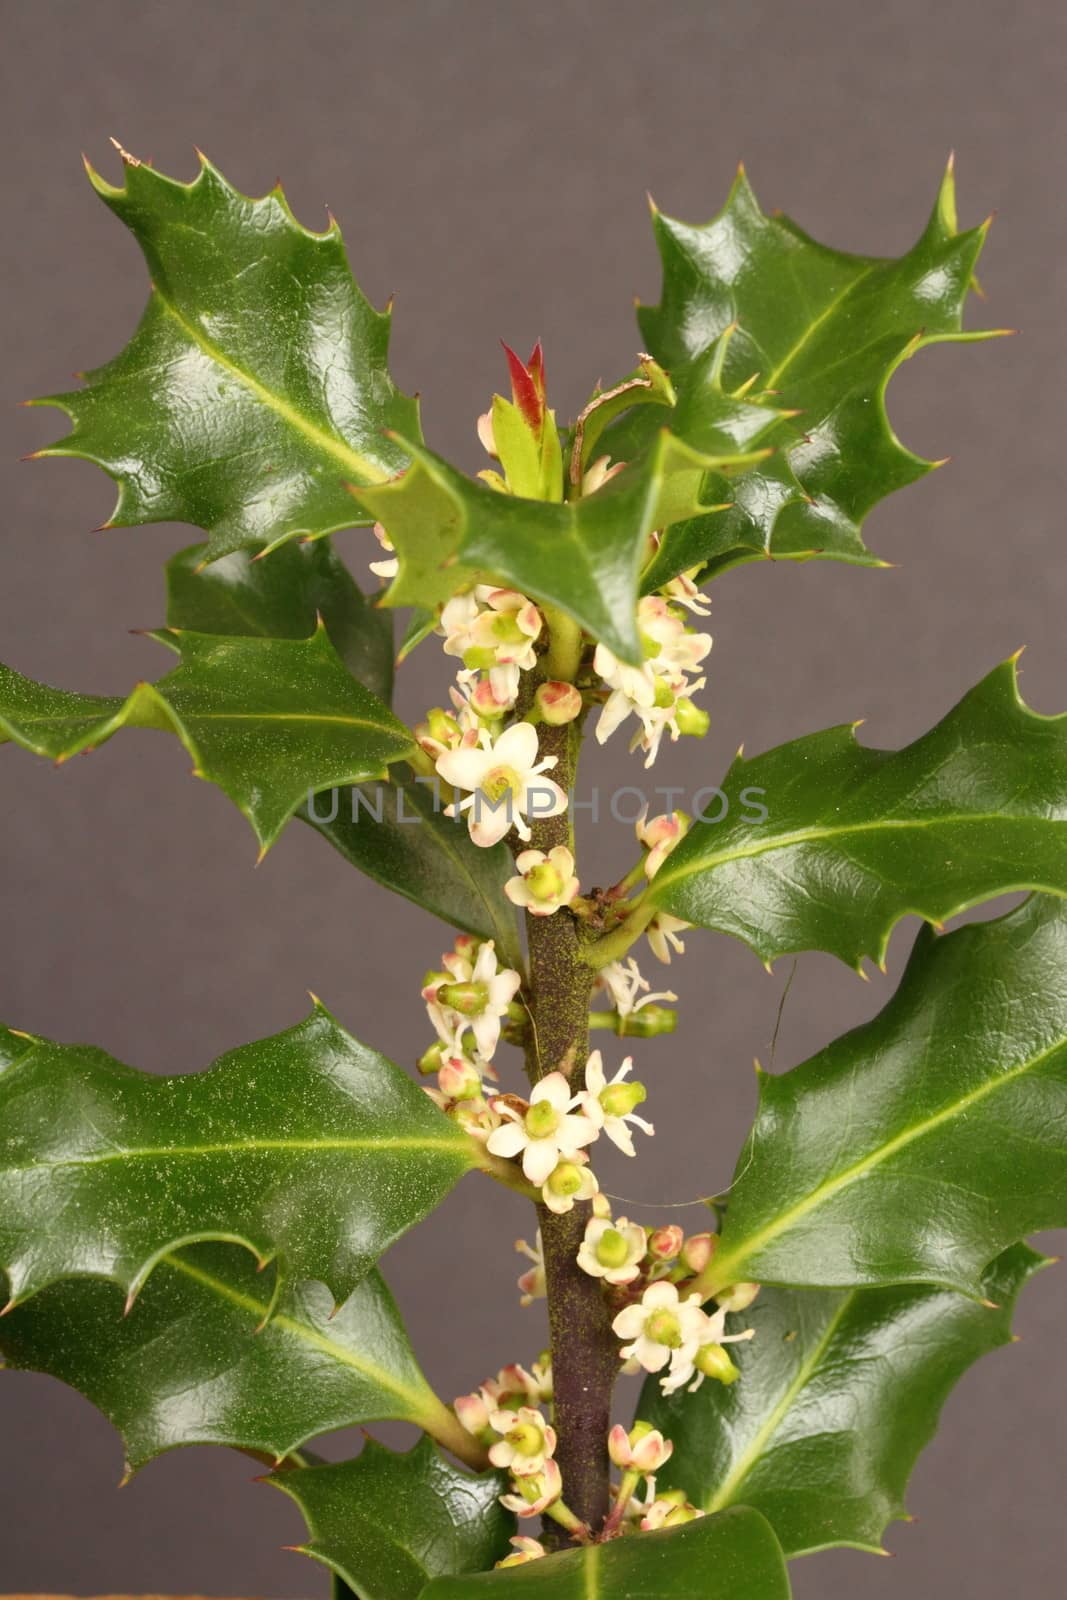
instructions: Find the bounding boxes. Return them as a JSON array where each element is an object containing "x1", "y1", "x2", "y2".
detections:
[
  {"x1": 155, "y1": 292, "x2": 389, "y2": 488},
  {"x1": 703, "y1": 1293, "x2": 854, "y2": 1513},
  {"x1": 161, "y1": 1253, "x2": 431, "y2": 1416},
  {"x1": 11, "y1": 1134, "x2": 469, "y2": 1171},
  {"x1": 654, "y1": 810, "x2": 1064, "y2": 902},
  {"x1": 711, "y1": 1032, "x2": 1065, "y2": 1289}
]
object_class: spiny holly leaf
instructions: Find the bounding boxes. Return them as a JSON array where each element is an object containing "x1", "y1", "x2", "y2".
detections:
[
  {"x1": 156, "y1": 539, "x2": 394, "y2": 705},
  {"x1": 0, "y1": 1005, "x2": 477, "y2": 1310},
  {"x1": 0, "y1": 1244, "x2": 474, "y2": 1472},
  {"x1": 354, "y1": 427, "x2": 770, "y2": 665},
  {"x1": 30, "y1": 148, "x2": 419, "y2": 561},
  {"x1": 616, "y1": 161, "x2": 1000, "y2": 588},
  {"x1": 270, "y1": 1438, "x2": 513, "y2": 1600},
  {"x1": 700, "y1": 896, "x2": 1067, "y2": 1298},
  {"x1": 648, "y1": 660, "x2": 1067, "y2": 969},
  {"x1": 421, "y1": 1507, "x2": 791, "y2": 1598},
  {"x1": 302, "y1": 777, "x2": 521, "y2": 965},
  {"x1": 0, "y1": 625, "x2": 413, "y2": 854},
  {"x1": 643, "y1": 1244, "x2": 1046, "y2": 1558}
]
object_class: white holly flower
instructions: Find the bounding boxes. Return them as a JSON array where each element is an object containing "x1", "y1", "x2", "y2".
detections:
[
  {"x1": 499, "y1": 1458, "x2": 562, "y2": 1517},
  {"x1": 595, "y1": 957, "x2": 676, "y2": 1018},
  {"x1": 368, "y1": 521, "x2": 399, "y2": 579},
  {"x1": 577, "y1": 1214, "x2": 647, "y2": 1285},
  {"x1": 436, "y1": 720, "x2": 568, "y2": 848},
  {"x1": 422, "y1": 939, "x2": 520, "y2": 1062},
  {"x1": 505, "y1": 845, "x2": 580, "y2": 917},
  {"x1": 661, "y1": 569, "x2": 712, "y2": 615},
  {"x1": 612, "y1": 1281, "x2": 710, "y2": 1387},
  {"x1": 541, "y1": 1153, "x2": 599, "y2": 1214},
  {"x1": 668, "y1": 1303, "x2": 756, "y2": 1395},
  {"x1": 486, "y1": 1070, "x2": 598, "y2": 1187},
  {"x1": 488, "y1": 1406, "x2": 557, "y2": 1477},
  {"x1": 441, "y1": 586, "x2": 543, "y2": 673},
  {"x1": 594, "y1": 595, "x2": 711, "y2": 764},
  {"x1": 579, "y1": 1052, "x2": 654, "y2": 1157},
  {"x1": 646, "y1": 912, "x2": 691, "y2": 964},
  {"x1": 608, "y1": 1422, "x2": 674, "y2": 1474}
]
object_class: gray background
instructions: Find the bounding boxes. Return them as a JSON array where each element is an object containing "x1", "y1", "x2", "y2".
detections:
[{"x1": 1, "y1": 0, "x2": 1064, "y2": 1593}]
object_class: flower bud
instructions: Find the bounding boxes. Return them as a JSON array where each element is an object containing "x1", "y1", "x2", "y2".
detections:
[
  {"x1": 426, "y1": 707, "x2": 461, "y2": 745},
  {"x1": 437, "y1": 1056, "x2": 482, "y2": 1101},
  {"x1": 675, "y1": 697, "x2": 710, "y2": 737},
  {"x1": 534, "y1": 680, "x2": 582, "y2": 725},
  {"x1": 663, "y1": 1503, "x2": 700, "y2": 1526},
  {"x1": 600, "y1": 1080, "x2": 647, "y2": 1119},
  {"x1": 454, "y1": 1391, "x2": 492, "y2": 1436},
  {"x1": 694, "y1": 1342, "x2": 741, "y2": 1385},
  {"x1": 681, "y1": 1232, "x2": 717, "y2": 1275},
  {"x1": 716, "y1": 1281, "x2": 761, "y2": 1313},
  {"x1": 417, "y1": 1040, "x2": 446, "y2": 1076},
  {"x1": 648, "y1": 1225, "x2": 684, "y2": 1262},
  {"x1": 591, "y1": 1191, "x2": 613, "y2": 1219},
  {"x1": 614, "y1": 1003, "x2": 678, "y2": 1037},
  {"x1": 438, "y1": 980, "x2": 489, "y2": 1017}
]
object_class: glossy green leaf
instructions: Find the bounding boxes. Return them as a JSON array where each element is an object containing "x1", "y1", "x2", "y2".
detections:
[
  {"x1": 0, "y1": 1243, "x2": 464, "y2": 1471},
  {"x1": 302, "y1": 775, "x2": 520, "y2": 963},
  {"x1": 643, "y1": 1244, "x2": 1046, "y2": 1557},
  {"x1": 270, "y1": 1437, "x2": 513, "y2": 1600},
  {"x1": 421, "y1": 1507, "x2": 791, "y2": 1598},
  {"x1": 157, "y1": 538, "x2": 393, "y2": 705},
  {"x1": 648, "y1": 661, "x2": 1067, "y2": 968},
  {"x1": 0, "y1": 1004, "x2": 475, "y2": 1309},
  {"x1": 0, "y1": 625, "x2": 413, "y2": 853},
  {"x1": 355, "y1": 428, "x2": 766, "y2": 665},
  {"x1": 32, "y1": 149, "x2": 419, "y2": 561},
  {"x1": 620, "y1": 161, "x2": 998, "y2": 588},
  {"x1": 702, "y1": 896, "x2": 1067, "y2": 1297}
]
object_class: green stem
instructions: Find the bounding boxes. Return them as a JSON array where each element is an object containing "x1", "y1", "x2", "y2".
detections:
[
  {"x1": 579, "y1": 899, "x2": 657, "y2": 968},
  {"x1": 417, "y1": 1394, "x2": 493, "y2": 1471}
]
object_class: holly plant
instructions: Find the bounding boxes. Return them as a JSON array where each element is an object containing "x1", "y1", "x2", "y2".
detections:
[{"x1": 2, "y1": 144, "x2": 1065, "y2": 1600}]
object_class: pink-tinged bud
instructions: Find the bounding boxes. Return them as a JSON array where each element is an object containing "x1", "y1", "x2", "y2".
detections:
[
  {"x1": 648, "y1": 1225, "x2": 685, "y2": 1262},
  {"x1": 629, "y1": 1427, "x2": 673, "y2": 1474},
  {"x1": 638, "y1": 810, "x2": 690, "y2": 849},
  {"x1": 534, "y1": 680, "x2": 582, "y2": 725},
  {"x1": 477, "y1": 409, "x2": 499, "y2": 459},
  {"x1": 681, "y1": 1232, "x2": 717, "y2": 1275},
  {"x1": 437, "y1": 1056, "x2": 482, "y2": 1101},
  {"x1": 608, "y1": 1424, "x2": 633, "y2": 1469},
  {"x1": 469, "y1": 677, "x2": 510, "y2": 719},
  {"x1": 591, "y1": 1192, "x2": 613, "y2": 1219},
  {"x1": 716, "y1": 1281, "x2": 761, "y2": 1313},
  {"x1": 454, "y1": 1391, "x2": 492, "y2": 1435}
]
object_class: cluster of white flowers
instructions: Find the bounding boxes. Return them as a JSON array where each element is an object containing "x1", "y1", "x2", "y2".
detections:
[
  {"x1": 454, "y1": 1360, "x2": 563, "y2": 1539},
  {"x1": 594, "y1": 594, "x2": 711, "y2": 768}
]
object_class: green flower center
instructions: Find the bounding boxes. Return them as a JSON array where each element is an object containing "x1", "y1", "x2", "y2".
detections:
[
  {"x1": 525, "y1": 1100, "x2": 562, "y2": 1139},
  {"x1": 526, "y1": 862, "x2": 564, "y2": 901},
  {"x1": 481, "y1": 765, "x2": 523, "y2": 806},
  {"x1": 595, "y1": 1227, "x2": 632, "y2": 1269},
  {"x1": 646, "y1": 1308, "x2": 683, "y2": 1348},
  {"x1": 545, "y1": 1161, "x2": 583, "y2": 1197},
  {"x1": 507, "y1": 1422, "x2": 544, "y2": 1457}
]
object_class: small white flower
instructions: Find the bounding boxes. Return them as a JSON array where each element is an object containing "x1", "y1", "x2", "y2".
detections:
[
  {"x1": 595, "y1": 957, "x2": 676, "y2": 1018},
  {"x1": 577, "y1": 1214, "x2": 647, "y2": 1285},
  {"x1": 488, "y1": 1405, "x2": 557, "y2": 1477},
  {"x1": 668, "y1": 1303, "x2": 756, "y2": 1395},
  {"x1": 580, "y1": 1052, "x2": 654, "y2": 1157},
  {"x1": 368, "y1": 521, "x2": 399, "y2": 579},
  {"x1": 499, "y1": 1458, "x2": 562, "y2": 1517},
  {"x1": 541, "y1": 1153, "x2": 599, "y2": 1214},
  {"x1": 441, "y1": 586, "x2": 543, "y2": 673},
  {"x1": 436, "y1": 720, "x2": 568, "y2": 848},
  {"x1": 646, "y1": 912, "x2": 691, "y2": 964},
  {"x1": 594, "y1": 595, "x2": 711, "y2": 766},
  {"x1": 612, "y1": 1281, "x2": 709, "y2": 1387},
  {"x1": 661, "y1": 569, "x2": 712, "y2": 615},
  {"x1": 486, "y1": 1070, "x2": 598, "y2": 1187},
  {"x1": 423, "y1": 939, "x2": 520, "y2": 1062},
  {"x1": 505, "y1": 845, "x2": 580, "y2": 916},
  {"x1": 454, "y1": 1390, "x2": 493, "y2": 1436}
]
